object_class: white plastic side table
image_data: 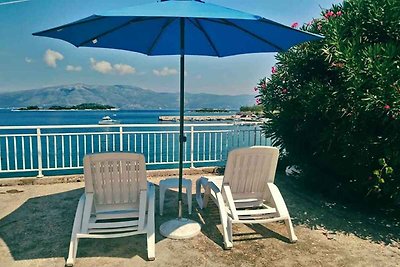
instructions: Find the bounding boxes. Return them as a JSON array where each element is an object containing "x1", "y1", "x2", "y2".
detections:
[{"x1": 159, "y1": 177, "x2": 192, "y2": 215}]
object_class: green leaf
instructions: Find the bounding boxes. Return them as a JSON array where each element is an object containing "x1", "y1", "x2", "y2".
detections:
[
  {"x1": 378, "y1": 158, "x2": 386, "y2": 166},
  {"x1": 385, "y1": 167, "x2": 394, "y2": 175}
]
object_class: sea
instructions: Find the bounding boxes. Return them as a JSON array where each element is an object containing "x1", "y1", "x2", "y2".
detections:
[
  {"x1": 0, "y1": 109, "x2": 264, "y2": 178},
  {"x1": 0, "y1": 108, "x2": 225, "y2": 126}
]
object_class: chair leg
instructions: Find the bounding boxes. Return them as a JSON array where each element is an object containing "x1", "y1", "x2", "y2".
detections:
[
  {"x1": 221, "y1": 215, "x2": 233, "y2": 250},
  {"x1": 66, "y1": 235, "x2": 79, "y2": 266},
  {"x1": 215, "y1": 192, "x2": 233, "y2": 249},
  {"x1": 195, "y1": 178, "x2": 204, "y2": 209},
  {"x1": 147, "y1": 231, "x2": 155, "y2": 261},
  {"x1": 227, "y1": 217, "x2": 233, "y2": 244},
  {"x1": 196, "y1": 177, "x2": 211, "y2": 209},
  {"x1": 66, "y1": 194, "x2": 85, "y2": 266},
  {"x1": 147, "y1": 183, "x2": 156, "y2": 261},
  {"x1": 202, "y1": 186, "x2": 211, "y2": 209},
  {"x1": 187, "y1": 184, "x2": 192, "y2": 215},
  {"x1": 159, "y1": 186, "x2": 165, "y2": 216},
  {"x1": 284, "y1": 218, "x2": 298, "y2": 243}
]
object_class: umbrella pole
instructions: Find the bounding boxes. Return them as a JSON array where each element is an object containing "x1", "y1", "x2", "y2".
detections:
[
  {"x1": 178, "y1": 35, "x2": 185, "y2": 220},
  {"x1": 160, "y1": 18, "x2": 201, "y2": 239}
]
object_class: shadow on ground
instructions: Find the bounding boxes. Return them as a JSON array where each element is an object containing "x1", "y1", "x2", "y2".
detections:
[
  {"x1": 0, "y1": 185, "x2": 204, "y2": 263},
  {"x1": 0, "y1": 188, "x2": 84, "y2": 261},
  {"x1": 0, "y1": 171, "x2": 399, "y2": 264},
  {"x1": 196, "y1": 202, "x2": 293, "y2": 248},
  {"x1": 275, "y1": 172, "x2": 400, "y2": 245}
]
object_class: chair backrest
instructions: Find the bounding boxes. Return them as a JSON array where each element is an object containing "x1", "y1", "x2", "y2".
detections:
[
  {"x1": 223, "y1": 146, "x2": 279, "y2": 200},
  {"x1": 83, "y1": 153, "x2": 147, "y2": 212}
]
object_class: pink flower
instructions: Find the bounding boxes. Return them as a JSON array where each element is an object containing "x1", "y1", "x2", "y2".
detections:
[
  {"x1": 271, "y1": 66, "x2": 277, "y2": 74},
  {"x1": 255, "y1": 98, "x2": 261, "y2": 105},
  {"x1": 324, "y1": 10, "x2": 335, "y2": 19},
  {"x1": 282, "y1": 88, "x2": 288, "y2": 94},
  {"x1": 291, "y1": 22, "x2": 299, "y2": 28},
  {"x1": 384, "y1": 104, "x2": 390, "y2": 110},
  {"x1": 254, "y1": 86, "x2": 258, "y2": 92},
  {"x1": 336, "y1": 11, "x2": 343, "y2": 16}
]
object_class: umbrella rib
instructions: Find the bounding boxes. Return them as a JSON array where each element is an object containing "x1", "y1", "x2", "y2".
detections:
[
  {"x1": 204, "y1": 18, "x2": 285, "y2": 52},
  {"x1": 77, "y1": 17, "x2": 161, "y2": 47},
  {"x1": 33, "y1": 16, "x2": 105, "y2": 36},
  {"x1": 147, "y1": 18, "x2": 177, "y2": 55},
  {"x1": 188, "y1": 18, "x2": 220, "y2": 57}
]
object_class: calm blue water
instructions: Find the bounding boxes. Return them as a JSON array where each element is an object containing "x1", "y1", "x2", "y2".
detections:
[
  {"x1": 0, "y1": 109, "x2": 234, "y2": 126},
  {"x1": 0, "y1": 109, "x2": 267, "y2": 178}
]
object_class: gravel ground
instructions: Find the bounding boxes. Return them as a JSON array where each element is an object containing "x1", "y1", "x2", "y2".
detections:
[{"x1": 0, "y1": 173, "x2": 399, "y2": 267}]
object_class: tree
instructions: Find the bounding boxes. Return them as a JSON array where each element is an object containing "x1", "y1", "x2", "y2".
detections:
[{"x1": 256, "y1": 0, "x2": 400, "y2": 206}]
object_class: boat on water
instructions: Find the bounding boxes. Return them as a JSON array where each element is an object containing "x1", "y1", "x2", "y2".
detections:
[{"x1": 98, "y1": 116, "x2": 121, "y2": 125}]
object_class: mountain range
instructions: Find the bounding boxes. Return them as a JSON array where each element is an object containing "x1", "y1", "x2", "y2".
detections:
[{"x1": 0, "y1": 84, "x2": 255, "y2": 110}]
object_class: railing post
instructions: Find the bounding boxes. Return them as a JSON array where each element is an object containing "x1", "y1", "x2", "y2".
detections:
[
  {"x1": 36, "y1": 128, "x2": 44, "y2": 178},
  {"x1": 234, "y1": 121, "x2": 239, "y2": 148},
  {"x1": 119, "y1": 126, "x2": 123, "y2": 152},
  {"x1": 190, "y1": 126, "x2": 195, "y2": 168},
  {"x1": 254, "y1": 125, "x2": 257, "y2": 146}
]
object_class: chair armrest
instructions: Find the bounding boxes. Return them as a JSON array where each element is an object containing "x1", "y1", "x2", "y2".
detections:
[
  {"x1": 72, "y1": 194, "x2": 86, "y2": 233},
  {"x1": 266, "y1": 183, "x2": 289, "y2": 218},
  {"x1": 81, "y1": 193, "x2": 94, "y2": 233},
  {"x1": 222, "y1": 185, "x2": 239, "y2": 221}
]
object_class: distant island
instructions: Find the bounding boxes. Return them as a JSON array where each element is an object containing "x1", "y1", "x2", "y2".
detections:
[
  {"x1": 159, "y1": 105, "x2": 264, "y2": 122},
  {"x1": 17, "y1": 105, "x2": 40, "y2": 111},
  {"x1": 15, "y1": 103, "x2": 118, "y2": 111},
  {"x1": 239, "y1": 105, "x2": 263, "y2": 115},
  {"x1": 191, "y1": 108, "x2": 230, "y2": 113}
]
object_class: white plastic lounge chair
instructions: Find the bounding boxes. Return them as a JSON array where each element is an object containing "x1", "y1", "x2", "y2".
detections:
[
  {"x1": 196, "y1": 146, "x2": 297, "y2": 249},
  {"x1": 66, "y1": 153, "x2": 155, "y2": 266}
]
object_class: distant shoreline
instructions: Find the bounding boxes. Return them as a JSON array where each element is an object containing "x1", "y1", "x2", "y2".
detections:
[
  {"x1": 11, "y1": 108, "x2": 119, "y2": 112},
  {"x1": 13, "y1": 103, "x2": 118, "y2": 112},
  {"x1": 8, "y1": 108, "x2": 238, "y2": 112}
]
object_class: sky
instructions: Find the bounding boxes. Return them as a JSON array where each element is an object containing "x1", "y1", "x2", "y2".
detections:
[{"x1": 0, "y1": 0, "x2": 341, "y2": 95}]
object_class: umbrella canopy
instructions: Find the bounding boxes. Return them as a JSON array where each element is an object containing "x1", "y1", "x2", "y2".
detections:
[
  {"x1": 33, "y1": 0, "x2": 322, "y2": 56},
  {"x1": 33, "y1": 0, "x2": 323, "y2": 226}
]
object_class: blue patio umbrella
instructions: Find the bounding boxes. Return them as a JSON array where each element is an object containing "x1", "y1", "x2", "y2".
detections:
[{"x1": 33, "y1": 0, "x2": 323, "y2": 237}]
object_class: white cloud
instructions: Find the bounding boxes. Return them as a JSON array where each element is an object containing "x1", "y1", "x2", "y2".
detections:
[
  {"x1": 66, "y1": 65, "x2": 82, "y2": 72},
  {"x1": 90, "y1": 58, "x2": 136, "y2": 75},
  {"x1": 25, "y1": 57, "x2": 33, "y2": 63},
  {"x1": 153, "y1": 67, "x2": 178, "y2": 77},
  {"x1": 0, "y1": 0, "x2": 30, "y2": 6},
  {"x1": 44, "y1": 49, "x2": 64, "y2": 68},
  {"x1": 90, "y1": 58, "x2": 113, "y2": 74},
  {"x1": 114, "y1": 63, "x2": 136, "y2": 75}
]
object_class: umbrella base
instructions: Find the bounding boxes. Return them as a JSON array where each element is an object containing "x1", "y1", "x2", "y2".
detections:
[{"x1": 160, "y1": 218, "x2": 201, "y2": 239}]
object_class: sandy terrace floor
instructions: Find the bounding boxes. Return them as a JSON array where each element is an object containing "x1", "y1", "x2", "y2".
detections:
[{"x1": 0, "y1": 173, "x2": 399, "y2": 267}]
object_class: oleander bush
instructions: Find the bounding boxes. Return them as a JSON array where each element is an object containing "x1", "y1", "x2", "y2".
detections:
[{"x1": 256, "y1": 0, "x2": 400, "y2": 206}]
